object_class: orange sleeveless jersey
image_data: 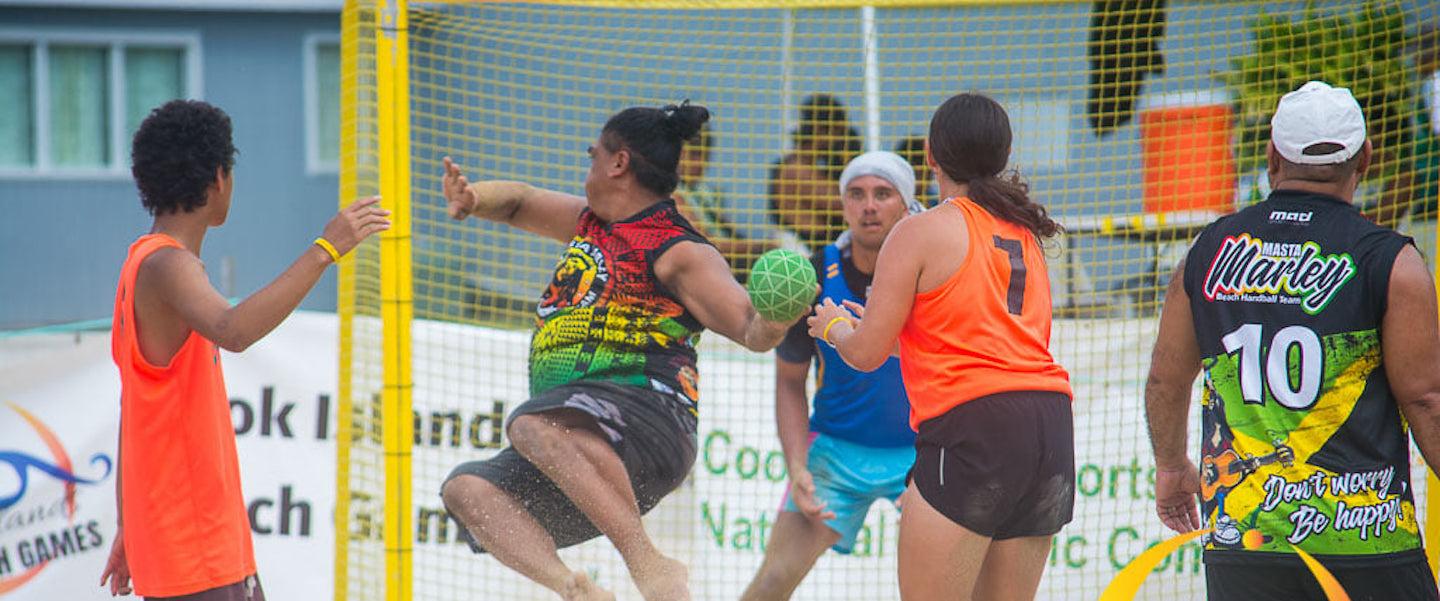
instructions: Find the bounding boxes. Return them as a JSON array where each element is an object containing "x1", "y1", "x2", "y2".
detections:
[
  {"x1": 111, "y1": 234, "x2": 255, "y2": 597},
  {"x1": 898, "y1": 197, "x2": 1072, "y2": 430}
]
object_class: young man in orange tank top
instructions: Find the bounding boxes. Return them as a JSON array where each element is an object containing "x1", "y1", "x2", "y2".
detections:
[
  {"x1": 100, "y1": 100, "x2": 389, "y2": 600},
  {"x1": 808, "y1": 94, "x2": 1074, "y2": 601}
]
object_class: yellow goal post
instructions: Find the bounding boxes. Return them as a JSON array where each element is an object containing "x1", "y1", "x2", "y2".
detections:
[{"x1": 336, "y1": 1, "x2": 1440, "y2": 599}]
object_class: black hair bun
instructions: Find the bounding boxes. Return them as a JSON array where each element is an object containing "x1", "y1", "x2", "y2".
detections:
[{"x1": 662, "y1": 101, "x2": 710, "y2": 142}]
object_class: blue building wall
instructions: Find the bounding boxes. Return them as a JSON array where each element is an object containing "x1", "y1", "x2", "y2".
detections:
[
  {"x1": 0, "y1": 7, "x2": 339, "y2": 329},
  {"x1": 3, "y1": 2, "x2": 1436, "y2": 328}
]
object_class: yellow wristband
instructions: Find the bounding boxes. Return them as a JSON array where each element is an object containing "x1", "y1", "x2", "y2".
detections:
[
  {"x1": 314, "y1": 237, "x2": 342, "y2": 263},
  {"x1": 821, "y1": 316, "x2": 852, "y2": 346}
]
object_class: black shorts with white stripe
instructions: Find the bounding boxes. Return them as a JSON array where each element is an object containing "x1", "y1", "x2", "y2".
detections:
[{"x1": 910, "y1": 390, "x2": 1075, "y2": 540}]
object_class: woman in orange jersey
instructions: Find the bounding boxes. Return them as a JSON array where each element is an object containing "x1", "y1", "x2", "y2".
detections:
[{"x1": 807, "y1": 93, "x2": 1073, "y2": 601}]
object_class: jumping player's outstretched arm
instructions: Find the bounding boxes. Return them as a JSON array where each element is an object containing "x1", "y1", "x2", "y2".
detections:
[
  {"x1": 1384, "y1": 246, "x2": 1440, "y2": 473},
  {"x1": 654, "y1": 240, "x2": 795, "y2": 352},
  {"x1": 807, "y1": 215, "x2": 925, "y2": 371},
  {"x1": 442, "y1": 156, "x2": 585, "y2": 243}
]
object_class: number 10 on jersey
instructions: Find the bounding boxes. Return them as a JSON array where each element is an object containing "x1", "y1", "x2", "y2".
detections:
[{"x1": 1221, "y1": 323, "x2": 1322, "y2": 410}]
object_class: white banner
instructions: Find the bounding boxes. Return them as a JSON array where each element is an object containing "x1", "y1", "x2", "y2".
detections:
[
  {"x1": 396, "y1": 318, "x2": 1208, "y2": 600},
  {"x1": 13, "y1": 312, "x2": 1403, "y2": 600},
  {"x1": 0, "y1": 315, "x2": 337, "y2": 601}
]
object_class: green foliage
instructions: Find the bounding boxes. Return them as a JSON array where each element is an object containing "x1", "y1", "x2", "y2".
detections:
[{"x1": 1220, "y1": 0, "x2": 1416, "y2": 173}]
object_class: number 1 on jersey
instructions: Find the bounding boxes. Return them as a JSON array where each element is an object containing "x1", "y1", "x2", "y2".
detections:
[{"x1": 993, "y1": 236, "x2": 1026, "y2": 315}]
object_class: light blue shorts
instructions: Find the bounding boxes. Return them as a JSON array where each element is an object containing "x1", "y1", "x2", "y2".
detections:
[{"x1": 781, "y1": 432, "x2": 915, "y2": 554}]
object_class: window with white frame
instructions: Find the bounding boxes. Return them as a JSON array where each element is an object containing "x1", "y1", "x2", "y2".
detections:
[
  {"x1": 305, "y1": 34, "x2": 341, "y2": 174},
  {"x1": 0, "y1": 31, "x2": 200, "y2": 176}
]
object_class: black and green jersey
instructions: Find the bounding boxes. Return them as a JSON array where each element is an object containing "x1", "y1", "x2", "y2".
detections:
[{"x1": 1182, "y1": 189, "x2": 1418, "y2": 567}]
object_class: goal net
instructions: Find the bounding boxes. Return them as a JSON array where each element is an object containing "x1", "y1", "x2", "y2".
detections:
[{"x1": 336, "y1": 1, "x2": 1440, "y2": 599}]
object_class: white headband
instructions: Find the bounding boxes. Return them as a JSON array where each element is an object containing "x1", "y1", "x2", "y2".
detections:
[
  {"x1": 839, "y1": 151, "x2": 922, "y2": 215},
  {"x1": 834, "y1": 150, "x2": 923, "y2": 249}
]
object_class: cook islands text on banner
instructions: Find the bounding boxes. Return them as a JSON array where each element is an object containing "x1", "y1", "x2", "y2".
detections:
[{"x1": 9, "y1": 312, "x2": 1421, "y2": 599}]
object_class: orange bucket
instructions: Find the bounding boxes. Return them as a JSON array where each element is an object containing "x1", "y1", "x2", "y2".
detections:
[{"x1": 1140, "y1": 105, "x2": 1236, "y2": 214}]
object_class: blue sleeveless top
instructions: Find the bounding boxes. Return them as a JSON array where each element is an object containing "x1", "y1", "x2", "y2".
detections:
[{"x1": 810, "y1": 243, "x2": 914, "y2": 448}]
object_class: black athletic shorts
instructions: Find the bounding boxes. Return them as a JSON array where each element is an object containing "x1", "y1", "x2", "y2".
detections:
[
  {"x1": 146, "y1": 575, "x2": 264, "y2": 601},
  {"x1": 443, "y1": 380, "x2": 698, "y2": 552},
  {"x1": 1207, "y1": 557, "x2": 1439, "y2": 601},
  {"x1": 910, "y1": 390, "x2": 1074, "y2": 540}
]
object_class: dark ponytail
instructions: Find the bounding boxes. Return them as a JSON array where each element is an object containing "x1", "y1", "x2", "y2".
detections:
[
  {"x1": 928, "y1": 93, "x2": 1061, "y2": 239},
  {"x1": 966, "y1": 173, "x2": 1060, "y2": 239},
  {"x1": 601, "y1": 100, "x2": 711, "y2": 197}
]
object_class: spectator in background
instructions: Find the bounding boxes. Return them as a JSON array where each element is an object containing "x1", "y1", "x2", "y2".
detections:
[
  {"x1": 1370, "y1": 25, "x2": 1438, "y2": 233},
  {"x1": 674, "y1": 122, "x2": 773, "y2": 276},
  {"x1": 894, "y1": 135, "x2": 936, "y2": 207},
  {"x1": 769, "y1": 94, "x2": 861, "y2": 252},
  {"x1": 1399, "y1": 25, "x2": 1440, "y2": 265}
]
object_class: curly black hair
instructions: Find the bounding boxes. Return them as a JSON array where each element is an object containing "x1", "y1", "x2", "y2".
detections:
[{"x1": 130, "y1": 99, "x2": 237, "y2": 216}]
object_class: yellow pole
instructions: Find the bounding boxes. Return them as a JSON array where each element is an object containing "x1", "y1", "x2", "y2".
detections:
[
  {"x1": 376, "y1": 1, "x2": 413, "y2": 600},
  {"x1": 333, "y1": 1, "x2": 362, "y2": 600},
  {"x1": 1429, "y1": 471, "x2": 1439, "y2": 576},
  {"x1": 1429, "y1": 178, "x2": 1440, "y2": 578}
]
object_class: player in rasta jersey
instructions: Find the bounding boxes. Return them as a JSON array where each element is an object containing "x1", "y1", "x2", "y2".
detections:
[
  {"x1": 1146, "y1": 81, "x2": 1440, "y2": 599},
  {"x1": 438, "y1": 103, "x2": 799, "y2": 601}
]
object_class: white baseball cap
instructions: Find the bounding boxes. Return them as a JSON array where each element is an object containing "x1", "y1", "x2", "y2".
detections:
[{"x1": 1270, "y1": 81, "x2": 1367, "y2": 165}]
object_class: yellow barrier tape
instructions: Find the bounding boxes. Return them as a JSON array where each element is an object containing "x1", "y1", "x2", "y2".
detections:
[
  {"x1": 1099, "y1": 529, "x2": 1209, "y2": 601},
  {"x1": 1101, "y1": 529, "x2": 1355, "y2": 601},
  {"x1": 1291, "y1": 545, "x2": 1353, "y2": 601}
]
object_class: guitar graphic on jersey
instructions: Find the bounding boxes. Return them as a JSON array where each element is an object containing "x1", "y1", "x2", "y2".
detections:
[{"x1": 1201, "y1": 443, "x2": 1296, "y2": 501}]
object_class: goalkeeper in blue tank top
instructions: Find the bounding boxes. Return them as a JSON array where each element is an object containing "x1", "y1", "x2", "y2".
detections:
[{"x1": 741, "y1": 151, "x2": 921, "y2": 600}]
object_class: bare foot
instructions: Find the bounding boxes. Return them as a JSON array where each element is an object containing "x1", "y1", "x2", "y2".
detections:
[
  {"x1": 630, "y1": 555, "x2": 689, "y2": 601},
  {"x1": 562, "y1": 571, "x2": 615, "y2": 601}
]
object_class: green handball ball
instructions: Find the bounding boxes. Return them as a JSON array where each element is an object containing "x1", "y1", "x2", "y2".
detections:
[{"x1": 746, "y1": 249, "x2": 817, "y2": 322}]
